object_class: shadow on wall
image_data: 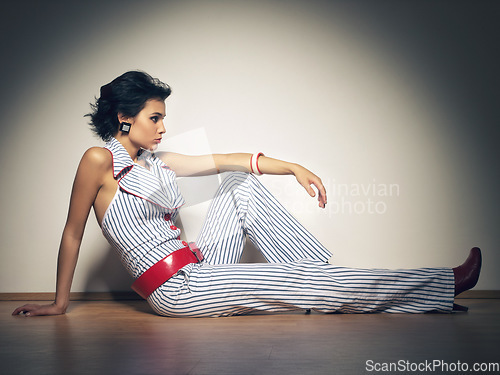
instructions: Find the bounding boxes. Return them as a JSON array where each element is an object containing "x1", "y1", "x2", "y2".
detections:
[{"x1": 83, "y1": 245, "x2": 134, "y2": 296}]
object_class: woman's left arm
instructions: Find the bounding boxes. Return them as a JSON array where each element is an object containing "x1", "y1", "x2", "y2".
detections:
[{"x1": 160, "y1": 152, "x2": 327, "y2": 208}]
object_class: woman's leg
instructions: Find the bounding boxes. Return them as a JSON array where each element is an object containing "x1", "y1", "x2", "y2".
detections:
[
  {"x1": 195, "y1": 172, "x2": 332, "y2": 265},
  {"x1": 149, "y1": 259, "x2": 454, "y2": 317},
  {"x1": 147, "y1": 172, "x2": 463, "y2": 317}
]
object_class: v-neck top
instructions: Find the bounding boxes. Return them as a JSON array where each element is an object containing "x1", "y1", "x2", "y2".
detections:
[{"x1": 101, "y1": 138, "x2": 186, "y2": 278}]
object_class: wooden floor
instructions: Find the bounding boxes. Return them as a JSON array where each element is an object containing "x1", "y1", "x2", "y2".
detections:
[{"x1": 2, "y1": 299, "x2": 499, "y2": 375}]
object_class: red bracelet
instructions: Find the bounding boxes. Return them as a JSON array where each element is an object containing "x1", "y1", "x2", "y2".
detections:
[{"x1": 250, "y1": 152, "x2": 264, "y2": 176}]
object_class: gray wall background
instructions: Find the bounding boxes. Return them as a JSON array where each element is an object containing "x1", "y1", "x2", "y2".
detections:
[{"x1": 0, "y1": 0, "x2": 498, "y2": 293}]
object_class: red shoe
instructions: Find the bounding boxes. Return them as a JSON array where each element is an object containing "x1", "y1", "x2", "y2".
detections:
[{"x1": 453, "y1": 247, "x2": 482, "y2": 296}]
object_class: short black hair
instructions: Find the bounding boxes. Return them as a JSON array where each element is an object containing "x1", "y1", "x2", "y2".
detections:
[{"x1": 86, "y1": 71, "x2": 171, "y2": 141}]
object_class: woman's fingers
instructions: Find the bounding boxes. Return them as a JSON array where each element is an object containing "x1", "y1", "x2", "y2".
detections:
[
  {"x1": 318, "y1": 184, "x2": 327, "y2": 208},
  {"x1": 12, "y1": 304, "x2": 41, "y2": 316},
  {"x1": 293, "y1": 165, "x2": 327, "y2": 208},
  {"x1": 310, "y1": 177, "x2": 327, "y2": 208},
  {"x1": 299, "y1": 177, "x2": 327, "y2": 208}
]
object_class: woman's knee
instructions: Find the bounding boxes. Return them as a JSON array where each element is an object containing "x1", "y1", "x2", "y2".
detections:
[{"x1": 219, "y1": 171, "x2": 251, "y2": 192}]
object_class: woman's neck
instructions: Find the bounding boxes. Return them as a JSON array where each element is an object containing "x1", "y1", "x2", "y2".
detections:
[{"x1": 114, "y1": 134, "x2": 140, "y2": 161}]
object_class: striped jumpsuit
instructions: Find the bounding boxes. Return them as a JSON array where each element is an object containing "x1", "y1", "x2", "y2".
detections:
[{"x1": 101, "y1": 138, "x2": 454, "y2": 317}]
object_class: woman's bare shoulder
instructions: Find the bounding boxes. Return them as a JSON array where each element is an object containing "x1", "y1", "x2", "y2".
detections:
[{"x1": 79, "y1": 146, "x2": 112, "y2": 171}]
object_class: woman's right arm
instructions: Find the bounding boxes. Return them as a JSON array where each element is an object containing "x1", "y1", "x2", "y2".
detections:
[{"x1": 12, "y1": 148, "x2": 109, "y2": 316}]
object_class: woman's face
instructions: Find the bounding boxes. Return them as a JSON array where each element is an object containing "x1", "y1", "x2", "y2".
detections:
[{"x1": 125, "y1": 99, "x2": 166, "y2": 151}]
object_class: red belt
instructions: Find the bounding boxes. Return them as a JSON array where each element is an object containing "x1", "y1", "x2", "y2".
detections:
[{"x1": 131, "y1": 243, "x2": 204, "y2": 299}]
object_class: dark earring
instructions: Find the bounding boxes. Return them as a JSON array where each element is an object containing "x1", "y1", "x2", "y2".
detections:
[{"x1": 119, "y1": 122, "x2": 131, "y2": 133}]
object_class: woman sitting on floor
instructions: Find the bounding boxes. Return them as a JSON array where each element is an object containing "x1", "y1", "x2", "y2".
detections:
[{"x1": 13, "y1": 71, "x2": 481, "y2": 317}]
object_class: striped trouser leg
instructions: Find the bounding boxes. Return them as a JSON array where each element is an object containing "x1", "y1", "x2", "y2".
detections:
[
  {"x1": 148, "y1": 172, "x2": 454, "y2": 317},
  {"x1": 195, "y1": 171, "x2": 332, "y2": 264},
  {"x1": 149, "y1": 260, "x2": 454, "y2": 317}
]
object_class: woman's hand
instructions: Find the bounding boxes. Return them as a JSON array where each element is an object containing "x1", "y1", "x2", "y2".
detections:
[
  {"x1": 293, "y1": 165, "x2": 327, "y2": 208},
  {"x1": 12, "y1": 302, "x2": 66, "y2": 317}
]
